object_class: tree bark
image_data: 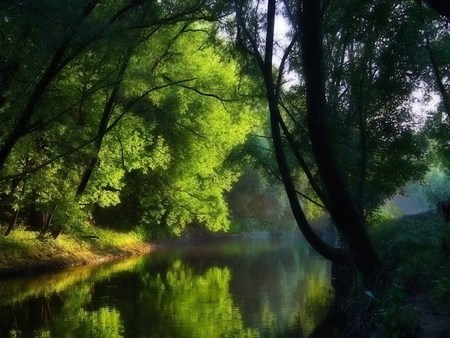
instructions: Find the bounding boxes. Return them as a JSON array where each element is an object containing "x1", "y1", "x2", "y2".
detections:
[
  {"x1": 0, "y1": 37, "x2": 72, "y2": 171},
  {"x1": 0, "y1": 1, "x2": 101, "y2": 171},
  {"x1": 76, "y1": 52, "x2": 131, "y2": 196},
  {"x1": 260, "y1": 0, "x2": 350, "y2": 265},
  {"x1": 424, "y1": 31, "x2": 450, "y2": 120},
  {"x1": 300, "y1": 0, "x2": 381, "y2": 286},
  {"x1": 4, "y1": 209, "x2": 19, "y2": 236}
]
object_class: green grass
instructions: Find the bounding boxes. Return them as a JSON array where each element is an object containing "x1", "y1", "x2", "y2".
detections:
[
  {"x1": 371, "y1": 212, "x2": 449, "y2": 292},
  {"x1": 0, "y1": 225, "x2": 151, "y2": 276},
  {"x1": 367, "y1": 211, "x2": 450, "y2": 335}
]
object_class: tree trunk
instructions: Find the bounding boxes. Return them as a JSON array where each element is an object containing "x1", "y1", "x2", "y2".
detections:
[
  {"x1": 0, "y1": 1, "x2": 100, "y2": 171},
  {"x1": 4, "y1": 209, "x2": 19, "y2": 236},
  {"x1": 260, "y1": 0, "x2": 350, "y2": 266},
  {"x1": 76, "y1": 52, "x2": 131, "y2": 196},
  {"x1": 0, "y1": 38, "x2": 72, "y2": 171},
  {"x1": 268, "y1": 95, "x2": 350, "y2": 265},
  {"x1": 300, "y1": 0, "x2": 381, "y2": 286},
  {"x1": 424, "y1": 30, "x2": 450, "y2": 120}
]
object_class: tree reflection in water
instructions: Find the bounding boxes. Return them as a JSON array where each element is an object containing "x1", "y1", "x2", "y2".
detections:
[{"x1": 0, "y1": 234, "x2": 338, "y2": 337}]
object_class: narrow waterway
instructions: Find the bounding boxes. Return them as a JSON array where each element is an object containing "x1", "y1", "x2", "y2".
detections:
[{"x1": 0, "y1": 233, "x2": 336, "y2": 337}]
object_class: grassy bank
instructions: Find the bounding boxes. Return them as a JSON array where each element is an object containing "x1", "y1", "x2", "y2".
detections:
[
  {"x1": 348, "y1": 212, "x2": 450, "y2": 337},
  {"x1": 0, "y1": 226, "x2": 152, "y2": 277}
]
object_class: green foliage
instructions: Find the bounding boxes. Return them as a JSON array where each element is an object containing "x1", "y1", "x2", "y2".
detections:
[
  {"x1": 370, "y1": 211, "x2": 450, "y2": 323},
  {"x1": 95, "y1": 25, "x2": 261, "y2": 236},
  {"x1": 369, "y1": 200, "x2": 405, "y2": 224},
  {"x1": 371, "y1": 213, "x2": 442, "y2": 279},
  {"x1": 0, "y1": 1, "x2": 259, "y2": 238},
  {"x1": 368, "y1": 211, "x2": 450, "y2": 335},
  {"x1": 415, "y1": 166, "x2": 450, "y2": 206},
  {"x1": 321, "y1": 0, "x2": 430, "y2": 212},
  {"x1": 1, "y1": 0, "x2": 449, "y2": 251},
  {"x1": 377, "y1": 285, "x2": 422, "y2": 337},
  {"x1": 227, "y1": 168, "x2": 297, "y2": 233}
]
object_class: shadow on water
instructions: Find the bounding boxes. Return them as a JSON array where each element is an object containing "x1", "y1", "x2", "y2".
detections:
[{"x1": 0, "y1": 233, "x2": 345, "y2": 337}]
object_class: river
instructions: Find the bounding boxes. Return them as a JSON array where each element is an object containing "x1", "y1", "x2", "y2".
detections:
[{"x1": 0, "y1": 233, "x2": 337, "y2": 337}]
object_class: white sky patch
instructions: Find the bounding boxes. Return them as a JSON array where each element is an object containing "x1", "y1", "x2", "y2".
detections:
[
  {"x1": 408, "y1": 84, "x2": 441, "y2": 129},
  {"x1": 273, "y1": 13, "x2": 300, "y2": 88},
  {"x1": 274, "y1": 13, "x2": 290, "y2": 42},
  {"x1": 216, "y1": 3, "x2": 441, "y2": 132}
]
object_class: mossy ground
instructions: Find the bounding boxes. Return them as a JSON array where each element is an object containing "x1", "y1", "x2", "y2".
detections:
[{"x1": 0, "y1": 226, "x2": 152, "y2": 277}]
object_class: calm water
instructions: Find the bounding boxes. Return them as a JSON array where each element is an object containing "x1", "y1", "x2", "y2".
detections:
[{"x1": 0, "y1": 234, "x2": 336, "y2": 337}]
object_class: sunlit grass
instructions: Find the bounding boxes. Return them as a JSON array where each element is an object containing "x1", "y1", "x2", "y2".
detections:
[
  {"x1": 369, "y1": 199, "x2": 405, "y2": 225},
  {"x1": 0, "y1": 225, "x2": 150, "y2": 275},
  {"x1": 93, "y1": 228, "x2": 143, "y2": 249}
]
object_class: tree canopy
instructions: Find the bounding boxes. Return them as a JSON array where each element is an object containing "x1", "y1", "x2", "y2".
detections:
[{"x1": 1, "y1": 0, "x2": 450, "y2": 284}]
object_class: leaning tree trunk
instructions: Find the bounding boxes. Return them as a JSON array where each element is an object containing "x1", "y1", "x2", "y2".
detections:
[
  {"x1": 259, "y1": 0, "x2": 350, "y2": 266},
  {"x1": 300, "y1": 0, "x2": 381, "y2": 287},
  {"x1": 419, "y1": 12, "x2": 450, "y2": 120},
  {"x1": 0, "y1": 2, "x2": 101, "y2": 172},
  {"x1": 76, "y1": 51, "x2": 131, "y2": 197},
  {"x1": 4, "y1": 209, "x2": 19, "y2": 236}
]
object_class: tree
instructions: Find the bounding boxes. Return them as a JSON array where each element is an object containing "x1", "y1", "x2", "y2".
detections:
[
  {"x1": 322, "y1": 0, "x2": 429, "y2": 214},
  {"x1": 0, "y1": 0, "x2": 225, "y2": 173},
  {"x1": 300, "y1": 0, "x2": 386, "y2": 285},
  {"x1": 95, "y1": 24, "x2": 259, "y2": 236},
  {"x1": 231, "y1": 0, "x2": 447, "y2": 286},
  {"x1": 0, "y1": 1, "x2": 251, "y2": 237},
  {"x1": 234, "y1": 0, "x2": 354, "y2": 267}
]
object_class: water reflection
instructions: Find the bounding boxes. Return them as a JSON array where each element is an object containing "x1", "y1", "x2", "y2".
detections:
[{"x1": 0, "y1": 234, "x2": 334, "y2": 337}]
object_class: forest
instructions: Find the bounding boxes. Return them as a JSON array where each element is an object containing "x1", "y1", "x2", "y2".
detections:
[{"x1": 1, "y1": 0, "x2": 450, "y2": 335}]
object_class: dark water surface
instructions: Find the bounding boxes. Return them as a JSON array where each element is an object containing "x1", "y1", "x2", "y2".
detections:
[{"x1": 0, "y1": 233, "x2": 335, "y2": 337}]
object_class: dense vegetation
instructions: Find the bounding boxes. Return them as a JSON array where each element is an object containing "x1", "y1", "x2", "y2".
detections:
[
  {"x1": 0, "y1": 1, "x2": 265, "y2": 239},
  {"x1": 1, "y1": 0, "x2": 450, "y2": 306},
  {"x1": 2, "y1": 0, "x2": 450, "y2": 336}
]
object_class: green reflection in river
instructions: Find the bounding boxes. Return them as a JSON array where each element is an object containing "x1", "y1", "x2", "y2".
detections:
[
  {"x1": 0, "y1": 235, "x2": 334, "y2": 337},
  {"x1": 140, "y1": 260, "x2": 256, "y2": 337}
]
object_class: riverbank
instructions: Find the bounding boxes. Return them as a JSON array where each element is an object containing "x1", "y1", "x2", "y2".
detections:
[
  {"x1": 0, "y1": 227, "x2": 292, "y2": 278},
  {"x1": 345, "y1": 211, "x2": 450, "y2": 337},
  {"x1": 3, "y1": 213, "x2": 450, "y2": 336},
  {"x1": 0, "y1": 226, "x2": 152, "y2": 277}
]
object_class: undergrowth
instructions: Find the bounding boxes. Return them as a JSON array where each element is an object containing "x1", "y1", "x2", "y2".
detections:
[{"x1": 368, "y1": 211, "x2": 450, "y2": 336}]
